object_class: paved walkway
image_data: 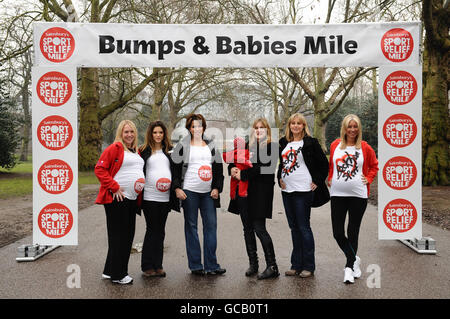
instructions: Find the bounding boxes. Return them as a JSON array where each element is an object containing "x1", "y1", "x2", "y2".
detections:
[{"x1": 1, "y1": 175, "x2": 449, "y2": 300}]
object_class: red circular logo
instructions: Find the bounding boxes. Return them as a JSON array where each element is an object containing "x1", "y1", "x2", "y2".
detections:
[
  {"x1": 198, "y1": 165, "x2": 212, "y2": 182},
  {"x1": 38, "y1": 203, "x2": 73, "y2": 238},
  {"x1": 37, "y1": 71, "x2": 72, "y2": 107},
  {"x1": 40, "y1": 27, "x2": 75, "y2": 63},
  {"x1": 38, "y1": 159, "x2": 73, "y2": 194},
  {"x1": 381, "y1": 28, "x2": 413, "y2": 62},
  {"x1": 382, "y1": 113, "x2": 417, "y2": 148},
  {"x1": 156, "y1": 178, "x2": 171, "y2": 192},
  {"x1": 134, "y1": 178, "x2": 145, "y2": 194},
  {"x1": 383, "y1": 71, "x2": 417, "y2": 105},
  {"x1": 383, "y1": 199, "x2": 417, "y2": 233},
  {"x1": 37, "y1": 115, "x2": 73, "y2": 151},
  {"x1": 382, "y1": 156, "x2": 417, "y2": 190}
]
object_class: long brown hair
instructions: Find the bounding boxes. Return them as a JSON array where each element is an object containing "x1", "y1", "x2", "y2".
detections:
[
  {"x1": 140, "y1": 120, "x2": 172, "y2": 154},
  {"x1": 249, "y1": 117, "x2": 271, "y2": 147}
]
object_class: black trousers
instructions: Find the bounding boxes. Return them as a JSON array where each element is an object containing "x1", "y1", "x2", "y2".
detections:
[
  {"x1": 236, "y1": 194, "x2": 276, "y2": 267},
  {"x1": 330, "y1": 196, "x2": 367, "y2": 269},
  {"x1": 103, "y1": 198, "x2": 137, "y2": 280},
  {"x1": 141, "y1": 200, "x2": 170, "y2": 272}
]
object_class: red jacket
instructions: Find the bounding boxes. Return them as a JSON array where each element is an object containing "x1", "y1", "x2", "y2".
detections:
[
  {"x1": 94, "y1": 142, "x2": 124, "y2": 204},
  {"x1": 328, "y1": 139, "x2": 378, "y2": 196},
  {"x1": 223, "y1": 137, "x2": 252, "y2": 199}
]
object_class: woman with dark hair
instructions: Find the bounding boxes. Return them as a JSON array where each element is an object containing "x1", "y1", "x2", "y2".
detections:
[
  {"x1": 171, "y1": 114, "x2": 225, "y2": 276},
  {"x1": 231, "y1": 118, "x2": 280, "y2": 280},
  {"x1": 139, "y1": 120, "x2": 179, "y2": 278},
  {"x1": 328, "y1": 114, "x2": 378, "y2": 284},
  {"x1": 95, "y1": 120, "x2": 144, "y2": 285}
]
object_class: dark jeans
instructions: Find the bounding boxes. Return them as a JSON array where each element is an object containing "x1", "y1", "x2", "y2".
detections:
[
  {"x1": 182, "y1": 189, "x2": 220, "y2": 272},
  {"x1": 281, "y1": 191, "x2": 315, "y2": 272},
  {"x1": 103, "y1": 198, "x2": 136, "y2": 280},
  {"x1": 331, "y1": 196, "x2": 368, "y2": 269},
  {"x1": 236, "y1": 195, "x2": 276, "y2": 267},
  {"x1": 141, "y1": 200, "x2": 170, "y2": 272}
]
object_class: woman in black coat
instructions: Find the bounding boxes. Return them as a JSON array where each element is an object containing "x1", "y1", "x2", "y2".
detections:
[
  {"x1": 230, "y1": 118, "x2": 280, "y2": 280},
  {"x1": 277, "y1": 113, "x2": 329, "y2": 279}
]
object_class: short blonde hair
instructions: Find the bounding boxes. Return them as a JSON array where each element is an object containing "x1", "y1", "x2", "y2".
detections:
[
  {"x1": 115, "y1": 120, "x2": 138, "y2": 152},
  {"x1": 249, "y1": 117, "x2": 272, "y2": 147},
  {"x1": 284, "y1": 113, "x2": 311, "y2": 142},
  {"x1": 340, "y1": 114, "x2": 362, "y2": 149}
]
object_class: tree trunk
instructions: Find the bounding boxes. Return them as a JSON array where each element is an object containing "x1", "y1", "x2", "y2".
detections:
[
  {"x1": 78, "y1": 68, "x2": 101, "y2": 171},
  {"x1": 422, "y1": 0, "x2": 450, "y2": 186},
  {"x1": 19, "y1": 71, "x2": 31, "y2": 161}
]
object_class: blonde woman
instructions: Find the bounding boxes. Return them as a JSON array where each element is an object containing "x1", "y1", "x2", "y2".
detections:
[
  {"x1": 277, "y1": 113, "x2": 329, "y2": 278},
  {"x1": 231, "y1": 118, "x2": 280, "y2": 279},
  {"x1": 95, "y1": 120, "x2": 144, "y2": 285},
  {"x1": 327, "y1": 114, "x2": 378, "y2": 284}
]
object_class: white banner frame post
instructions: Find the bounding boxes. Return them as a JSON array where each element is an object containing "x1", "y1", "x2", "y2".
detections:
[{"x1": 21, "y1": 21, "x2": 434, "y2": 261}]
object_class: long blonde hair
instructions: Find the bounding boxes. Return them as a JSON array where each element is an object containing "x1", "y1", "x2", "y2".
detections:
[
  {"x1": 249, "y1": 117, "x2": 271, "y2": 147},
  {"x1": 115, "y1": 120, "x2": 138, "y2": 152},
  {"x1": 284, "y1": 113, "x2": 311, "y2": 142},
  {"x1": 340, "y1": 114, "x2": 362, "y2": 149}
]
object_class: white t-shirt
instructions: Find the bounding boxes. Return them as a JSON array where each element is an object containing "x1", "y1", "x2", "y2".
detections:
[
  {"x1": 280, "y1": 140, "x2": 313, "y2": 192},
  {"x1": 330, "y1": 143, "x2": 367, "y2": 198},
  {"x1": 113, "y1": 151, "x2": 145, "y2": 200},
  {"x1": 183, "y1": 145, "x2": 213, "y2": 193},
  {"x1": 143, "y1": 150, "x2": 171, "y2": 202}
]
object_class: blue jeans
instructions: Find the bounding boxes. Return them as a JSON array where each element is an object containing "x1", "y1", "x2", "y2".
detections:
[
  {"x1": 282, "y1": 191, "x2": 315, "y2": 272},
  {"x1": 182, "y1": 189, "x2": 220, "y2": 272}
]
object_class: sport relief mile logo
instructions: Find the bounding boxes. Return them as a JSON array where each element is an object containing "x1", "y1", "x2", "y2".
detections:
[
  {"x1": 156, "y1": 178, "x2": 171, "y2": 192},
  {"x1": 38, "y1": 203, "x2": 74, "y2": 239},
  {"x1": 38, "y1": 159, "x2": 74, "y2": 194},
  {"x1": 382, "y1": 156, "x2": 417, "y2": 190},
  {"x1": 198, "y1": 165, "x2": 212, "y2": 182},
  {"x1": 381, "y1": 28, "x2": 413, "y2": 62},
  {"x1": 383, "y1": 70, "x2": 418, "y2": 105},
  {"x1": 383, "y1": 113, "x2": 417, "y2": 148},
  {"x1": 37, "y1": 115, "x2": 73, "y2": 151},
  {"x1": 383, "y1": 198, "x2": 417, "y2": 233},
  {"x1": 37, "y1": 71, "x2": 72, "y2": 107},
  {"x1": 40, "y1": 27, "x2": 75, "y2": 63}
]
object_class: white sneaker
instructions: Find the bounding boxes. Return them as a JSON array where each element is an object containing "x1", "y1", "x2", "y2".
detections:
[
  {"x1": 101, "y1": 274, "x2": 111, "y2": 280},
  {"x1": 343, "y1": 267, "x2": 354, "y2": 284},
  {"x1": 112, "y1": 275, "x2": 133, "y2": 285},
  {"x1": 353, "y1": 256, "x2": 361, "y2": 278}
]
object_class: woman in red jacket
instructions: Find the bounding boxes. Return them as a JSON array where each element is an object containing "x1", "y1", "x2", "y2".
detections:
[
  {"x1": 327, "y1": 114, "x2": 378, "y2": 284},
  {"x1": 95, "y1": 120, "x2": 144, "y2": 285}
]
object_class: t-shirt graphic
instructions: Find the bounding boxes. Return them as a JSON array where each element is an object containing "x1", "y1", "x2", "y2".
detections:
[
  {"x1": 335, "y1": 151, "x2": 360, "y2": 181},
  {"x1": 280, "y1": 140, "x2": 312, "y2": 193},
  {"x1": 281, "y1": 145, "x2": 303, "y2": 178}
]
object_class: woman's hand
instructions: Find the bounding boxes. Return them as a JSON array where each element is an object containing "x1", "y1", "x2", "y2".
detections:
[
  {"x1": 327, "y1": 179, "x2": 332, "y2": 187},
  {"x1": 211, "y1": 189, "x2": 219, "y2": 199},
  {"x1": 311, "y1": 182, "x2": 317, "y2": 191},
  {"x1": 113, "y1": 188, "x2": 125, "y2": 202},
  {"x1": 361, "y1": 175, "x2": 368, "y2": 185},
  {"x1": 175, "y1": 188, "x2": 187, "y2": 200},
  {"x1": 279, "y1": 179, "x2": 286, "y2": 190},
  {"x1": 231, "y1": 167, "x2": 241, "y2": 180}
]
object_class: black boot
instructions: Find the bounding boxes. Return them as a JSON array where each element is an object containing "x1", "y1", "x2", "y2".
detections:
[
  {"x1": 244, "y1": 232, "x2": 258, "y2": 276},
  {"x1": 257, "y1": 240, "x2": 279, "y2": 280}
]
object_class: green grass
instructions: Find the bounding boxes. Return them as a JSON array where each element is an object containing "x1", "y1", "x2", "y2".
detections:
[{"x1": 0, "y1": 159, "x2": 99, "y2": 199}]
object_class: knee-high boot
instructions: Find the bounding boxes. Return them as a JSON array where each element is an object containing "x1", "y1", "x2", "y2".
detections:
[
  {"x1": 257, "y1": 239, "x2": 279, "y2": 280},
  {"x1": 244, "y1": 232, "x2": 258, "y2": 276}
]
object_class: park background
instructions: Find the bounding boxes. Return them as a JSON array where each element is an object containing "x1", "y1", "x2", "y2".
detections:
[{"x1": 0, "y1": 0, "x2": 448, "y2": 248}]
